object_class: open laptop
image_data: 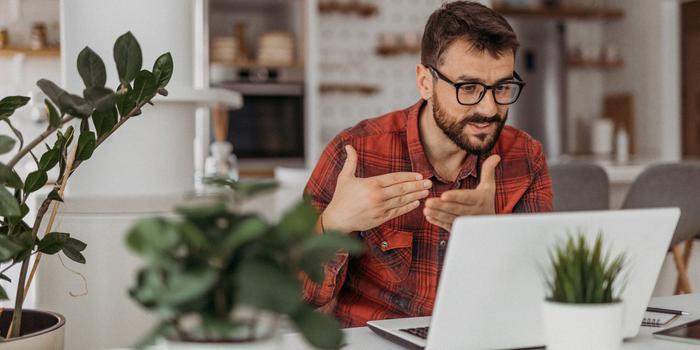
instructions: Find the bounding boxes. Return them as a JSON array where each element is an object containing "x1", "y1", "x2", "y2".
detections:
[{"x1": 367, "y1": 208, "x2": 681, "y2": 350}]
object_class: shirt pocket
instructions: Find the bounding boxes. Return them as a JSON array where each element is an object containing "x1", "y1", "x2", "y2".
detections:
[{"x1": 360, "y1": 227, "x2": 414, "y2": 284}]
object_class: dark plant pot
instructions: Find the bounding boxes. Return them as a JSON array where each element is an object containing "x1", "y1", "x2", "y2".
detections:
[{"x1": 0, "y1": 309, "x2": 65, "y2": 350}]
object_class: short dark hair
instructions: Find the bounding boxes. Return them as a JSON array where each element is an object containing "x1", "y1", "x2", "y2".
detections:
[{"x1": 421, "y1": 1, "x2": 519, "y2": 67}]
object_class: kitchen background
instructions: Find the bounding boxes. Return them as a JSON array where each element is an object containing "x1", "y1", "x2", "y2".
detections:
[
  {"x1": 0, "y1": 0, "x2": 695, "y2": 313},
  {"x1": 0, "y1": 1, "x2": 697, "y2": 349}
]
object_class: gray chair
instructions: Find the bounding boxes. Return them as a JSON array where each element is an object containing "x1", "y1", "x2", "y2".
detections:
[
  {"x1": 549, "y1": 162, "x2": 610, "y2": 212},
  {"x1": 621, "y1": 162, "x2": 700, "y2": 294}
]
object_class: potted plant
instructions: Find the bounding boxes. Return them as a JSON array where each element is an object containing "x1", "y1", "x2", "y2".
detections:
[
  {"x1": 542, "y1": 233, "x2": 627, "y2": 350},
  {"x1": 0, "y1": 32, "x2": 173, "y2": 348},
  {"x1": 125, "y1": 179, "x2": 363, "y2": 349}
]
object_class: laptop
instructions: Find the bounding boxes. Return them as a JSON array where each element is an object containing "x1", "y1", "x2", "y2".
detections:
[{"x1": 367, "y1": 208, "x2": 681, "y2": 350}]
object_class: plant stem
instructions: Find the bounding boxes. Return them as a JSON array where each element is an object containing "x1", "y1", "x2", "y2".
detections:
[
  {"x1": 7, "y1": 115, "x2": 75, "y2": 169},
  {"x1": 6, "y1": 97, "x2": 155, "y2": 339},
  {"x1": 8, "y1": 257, "x2": 30, "y2": 338}
]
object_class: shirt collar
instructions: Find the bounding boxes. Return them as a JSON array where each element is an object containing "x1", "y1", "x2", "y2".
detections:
[{"x1": 405, "y1": 99, "x2": 479, "y2": 182}]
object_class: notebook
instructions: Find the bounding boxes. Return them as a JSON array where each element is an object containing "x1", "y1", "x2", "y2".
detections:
[{"x1": 642, "y1": 311, "x2": 679, "y2": 327}]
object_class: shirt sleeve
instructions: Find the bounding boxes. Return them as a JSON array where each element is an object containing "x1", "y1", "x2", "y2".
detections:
[
  {"x1": 301, "y1": 133, "x2": 353, "y2": 307},
  {"x1": 513, "y1": 139, "x2": 554, "y2": 213}
]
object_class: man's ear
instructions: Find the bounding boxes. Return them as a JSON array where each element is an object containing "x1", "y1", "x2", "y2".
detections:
[{"x1": 415, "y1": 64, "x2": 433, "y2": 101}]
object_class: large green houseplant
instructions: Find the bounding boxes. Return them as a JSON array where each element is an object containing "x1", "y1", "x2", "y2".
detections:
[
  {"x1": 542, "y1": 233, "x2": 627, "y2": 350},
  {"x1": 0, "y1": 32, "x2": 173, "y2": 343},
  {"x1": 126, "y1": 179, "x2": 363, "y2": 349}
]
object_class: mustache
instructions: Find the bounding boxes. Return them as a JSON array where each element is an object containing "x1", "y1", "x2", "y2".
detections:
[{"x1": 458, "y1": 114, "x2": 504, "y2": 127}]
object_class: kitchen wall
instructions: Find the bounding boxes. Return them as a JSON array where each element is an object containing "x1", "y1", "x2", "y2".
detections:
[{"x1": 604, "y1": 0, "x2": 681, "y2": 160}]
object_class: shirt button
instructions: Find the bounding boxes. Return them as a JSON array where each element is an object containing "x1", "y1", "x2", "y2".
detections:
[
  {"x1": 381, "y1": 241, "x2": 389, "y2": 249},
  {"x1": 439, "y1": 240, "x2": 447, "y2": 247}
]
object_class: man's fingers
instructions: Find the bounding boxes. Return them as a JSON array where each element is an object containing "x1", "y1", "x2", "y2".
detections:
[
  {"x1": 383, "y1": 200, "x2": 421, "y2": 221},
  {"x1": 383, "y1": 189, "x2": 430, "y2": 209},
  {"x1": 382, "y1": 179, "x2": 432, "y2": 199},
  {"x1": 425, "y1": 215, "x2": 451, "y2": 231},
  {"x1": 477, "y1": 154, "x2": 500, "y2": 189},
  {"x1": 339, "y1": 145, "x2": 359, "y2": 179},
  {"x1": 425, "y1": 198, "x2": 463, "y2": 215},
  {"x1": 423, "y1": 207, "x2": 457, "y2": 224},
  {"x1": 440, "y1": 189, "x2": 480, "y2": 205},
  {"x1": 373, "y1": 171, "x2": 423, "y2": 187}
]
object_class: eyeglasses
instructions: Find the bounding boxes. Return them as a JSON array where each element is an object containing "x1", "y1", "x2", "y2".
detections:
[{"x1": 427, "y1": 65, "x2": 525, "y2": 106}]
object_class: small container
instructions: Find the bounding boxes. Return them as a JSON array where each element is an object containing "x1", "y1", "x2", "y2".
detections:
[
  {"x1": 30, "y1": 22, "x2": 48, "y2": 50},
  {"x1": 204, "y1": 141, "x2": 239, "y2": 181},
  {"x1": 615, "y1": 127, "x2": 629, "y2": 163},
  {"x1": 591, "y1": 118, "x2": 614, "y2": 156},
  {"x1": 0, "y1": 27, "x2": 8, "y2": 49}
]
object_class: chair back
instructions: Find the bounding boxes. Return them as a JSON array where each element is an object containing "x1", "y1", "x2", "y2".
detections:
[{"x1": 549, "y1": 162, "x2": 610, "y2": 212}]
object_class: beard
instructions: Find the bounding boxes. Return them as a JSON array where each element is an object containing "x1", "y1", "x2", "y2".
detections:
[{"x1": 432, "y1": 92, "x2": 507, "y2": 156}]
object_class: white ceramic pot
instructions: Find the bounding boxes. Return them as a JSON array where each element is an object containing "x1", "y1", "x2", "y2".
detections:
[
  {"x1": 542, "y1": 300, "x2": 624, "y2": 350},
  {"x1": 0, "y1": 309, "x2": 65, "y2": 350}
]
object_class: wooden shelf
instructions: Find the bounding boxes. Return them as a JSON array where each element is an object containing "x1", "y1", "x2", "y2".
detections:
[
  {"x1": 376, "y1": 46, "x2": 421, "y2": 56},
  {"x1": 567, "y1": 58, "x2": 624, "y2": 69},
  {"x1": 318, "y1": 1, "x2": 378, "y2": 17},
  {"x1": 494, "y1": 4, "x2": 624, "y2": 20},
  {"x1": 0, "y1": 46, "x2": 60, "y2": 58},
  {"x1": 319, "y1": 83, "x2": 380, "y2": 95}
]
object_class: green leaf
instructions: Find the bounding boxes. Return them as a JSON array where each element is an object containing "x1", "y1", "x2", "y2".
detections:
[
  {"x1": 162, "y1": 268, "x2": 217, "y2": 304},
  {"x1": 0, "y1": 187, "x2": 21, "y2": 217},
  {"x1": 152, "y1": 52, "x2": 174, "y2": 88},
  {"x1": 130, "y1": 268, "x2": 165, "y2": 308},
  {"x1": 39, "y1": 147, "x2": 60, "y2": 171},
  {"x1": 114, "y1": 31, "x2": 143, "y2": 85},
  {"x1": 0, "y1": 286, "x2": 7, "y2": 300},
  {"x1": 235, "y1": 260, "x2": 302, "y2": 314},
  {"x1": 278, "y1": 198, "x2": 318, "y2": 240},
  {"x1": 45, "y1": 99, "x2": 61, "y2": 128},
  {"x1": 292, "y1": 306, "x2": 344, "y2": 350},
  {"x1": 47, "y1": 189, "x2": 64, "y2": 202},
  {"x1": 7, "y1": 203, "x2": 29, "y2": 225},
  {"x1": 175, "y1": 202, "x2": 227, "y2": 221},
  {"x1": 65, "y1": 237, "x2": 87, "y2": 252},
  {"x1": 0, "y1": 135, "x2": 16, "y2": 155},
  {"x1": 77, "y1": 46, "x2": 107, "y2": 88},
  {"x1": 0, "y1": 163, "x2": 22, "y2": 189},
  {"x1": 298, "y1": 233, "x2": 363, "y2": 283},
  {"x1": 132, "y1": 70, "x2": 158, "y2": 105},
  {"x1": 126, "y1": 218, "x2": 180, "y2": 258},
  {"x1": 221, "y1": 216, "x2": 268, "y2": 253},
  {"x1": 37, "y1": 79, "x2": 93, "y2": 118},
  {"x1": 83, "y1": 86, "x2": 116, "y2": 112},
  {"x1": 75, "y1": 131, "x2": 96, "y2": 161},
  {"x1": 93, "y1": 107, "x2": 118, "y2": 139},
  {"x1": 0, "y1": 234, "x2": 24, "y2": 260},
  {"x1": 62, "y1": 245, "x2": 86, "y2": 264},
  {"x1": 38, "y1": 232, "x2": 69, "y2": 255},
  {"x1": 116, "y1": 83, "x2": 137, "y2": 118},
  {"x1": 23, "y1": 170, "x2": 48, "y2": 194},
  {"x1": 0, "y1": 96, "x2": 30, "y2": 120}
]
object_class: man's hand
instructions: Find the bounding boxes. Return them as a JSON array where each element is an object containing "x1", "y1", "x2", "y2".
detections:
[
  {"x1": 323, "y1": 145, "x2": 432, "y2": 233},
  {"x1": 423, "y1": 155, "x2": 501, "y2": 231}
]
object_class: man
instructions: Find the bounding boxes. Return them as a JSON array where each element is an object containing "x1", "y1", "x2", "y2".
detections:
[{"x1": 302, "y1": 1, "x2": 553, "y2": 327}]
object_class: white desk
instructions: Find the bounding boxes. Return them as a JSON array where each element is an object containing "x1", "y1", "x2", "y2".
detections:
[{"x1": 278, "y1": 293, "x2": 700, "y2": 349}]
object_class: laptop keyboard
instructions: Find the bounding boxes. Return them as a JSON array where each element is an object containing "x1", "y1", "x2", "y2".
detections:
[{"x1": 400, "y1": 326, "x2": 429, "y2": 339}]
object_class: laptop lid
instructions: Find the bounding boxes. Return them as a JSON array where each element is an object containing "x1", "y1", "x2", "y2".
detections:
[{"x1": 426, "y1": 208, "x2": 680, "y2": 350}]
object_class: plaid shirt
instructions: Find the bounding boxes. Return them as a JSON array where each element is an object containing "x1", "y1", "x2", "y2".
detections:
[{"x1": 302, "y1": 100, "x2": 553, "y2": 327}]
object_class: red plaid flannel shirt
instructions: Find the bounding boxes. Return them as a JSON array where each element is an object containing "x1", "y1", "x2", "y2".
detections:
[{"x1": 302, "y1": 100, "x2": 553, "y2": 327}]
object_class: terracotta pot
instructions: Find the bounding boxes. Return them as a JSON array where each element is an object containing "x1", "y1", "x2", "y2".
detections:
[{"x1": 0, "y1": 309, "x2": 65, "y2": 350}]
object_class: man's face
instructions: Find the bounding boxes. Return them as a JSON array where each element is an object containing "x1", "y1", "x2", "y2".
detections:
[{"x1": 430, "y1": 39, "x2": 515, "y2": 155}]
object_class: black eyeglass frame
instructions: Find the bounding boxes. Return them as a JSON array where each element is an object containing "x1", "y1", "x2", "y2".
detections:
[{"x1": 427, "y1": 65, "x2": 526, "y2": 106}]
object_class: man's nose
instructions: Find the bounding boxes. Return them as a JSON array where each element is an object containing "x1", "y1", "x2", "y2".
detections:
[{"x1": 474, "y1": 90, "x2": 499, "y2": 117}]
